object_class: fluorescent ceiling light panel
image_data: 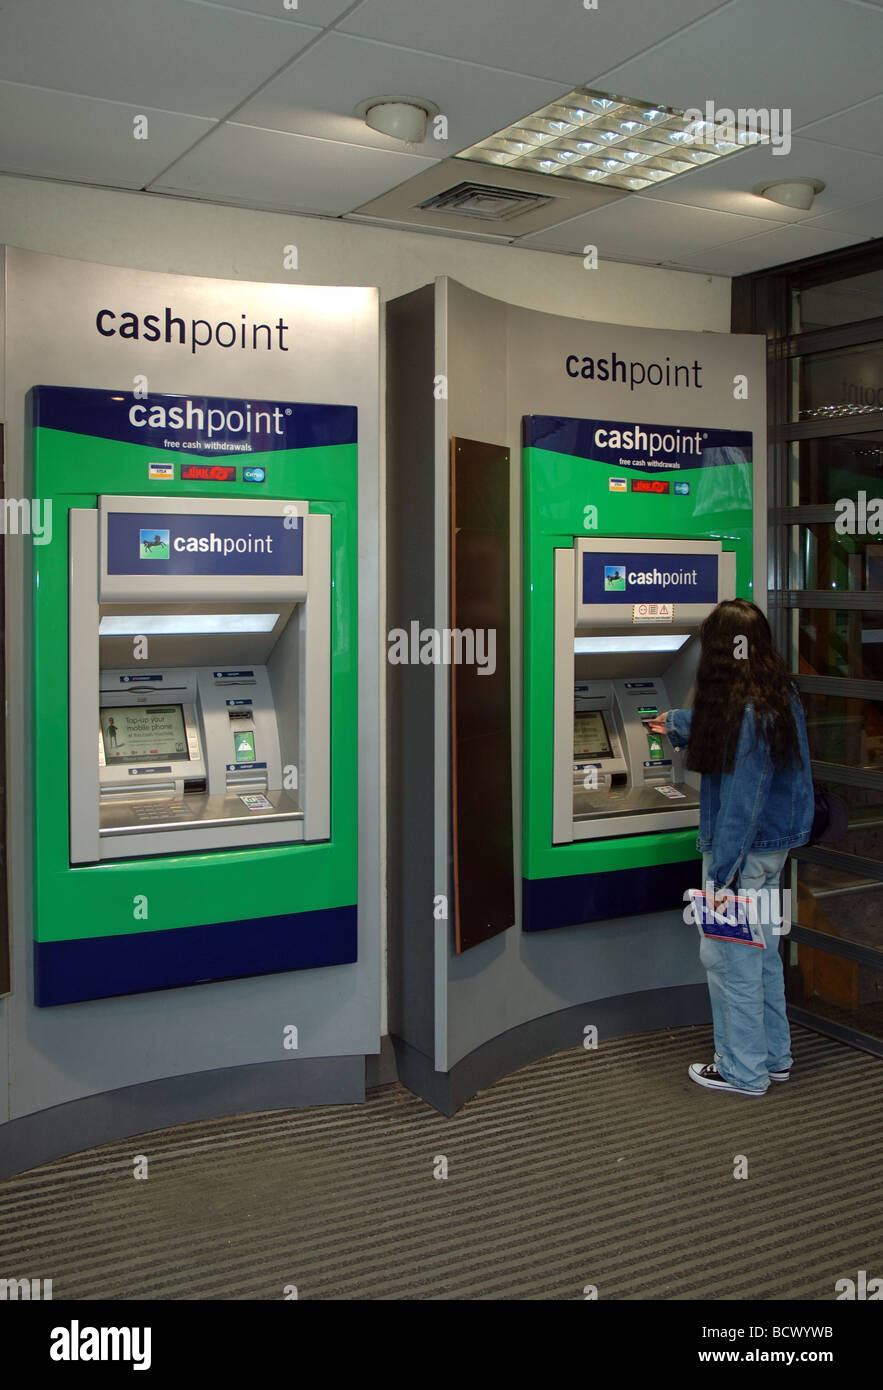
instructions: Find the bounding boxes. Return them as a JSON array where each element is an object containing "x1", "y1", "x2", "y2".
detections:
[
  {"x1": 457, "y1": 89, "x2": 756, "y2": 192},
  {"x1": 99, "y1": 614, "x2": 279, "y2": 636},
  {"x1": 574, "y1": 635, "x2": 691, "y2": 653}
]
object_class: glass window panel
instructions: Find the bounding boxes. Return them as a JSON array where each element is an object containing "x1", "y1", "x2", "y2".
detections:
[
  {"x1": 791, "y1": 341, "x2": 883, "y2": 421},
  {"x1": 790, "y1": 858, "x2": 883, "y2": 1043},
  {"x1": 796, "y1": 859, "x2": 883, "y2": 952},
  {"x1": 820, "y1": 779, "x2": 883, "y2": 834},
  {"x1": 772, "y1": 252, "x2": 883, "y2": 1033},
  {"x1": 801, "y1": 780, "x2": 883, "y2": 858},
  {"x1": 800, "y1": 692, "x2": 883, "y2": 767},
  {"x1": 787, "y1": 520, "x2": 883, "y2": 593},
  {"x1": 798, "y1": 607, "x2": 883, "y2": 681},
  {"x1": 788, "y1": 990, "x2": 883, "y2": 1044},
  {"x1": 788, "y1": 432, "x2": 883, "y2": 505},
  {"x1": 791, "y1": 267, "x2": 883, "y2": 332}
]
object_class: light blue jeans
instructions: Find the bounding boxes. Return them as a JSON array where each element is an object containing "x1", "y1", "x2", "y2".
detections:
[{"x1": 698, "y1": 850, "x2": 793, "y2": 1094}]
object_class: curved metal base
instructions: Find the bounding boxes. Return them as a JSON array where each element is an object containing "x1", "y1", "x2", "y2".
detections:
[
  {"x1": 392, "y1": 984, "x2": 711, "y2": 1115},
  {"x1": 0, "y1": 1056, "x2": 364, "y2": 1180}
]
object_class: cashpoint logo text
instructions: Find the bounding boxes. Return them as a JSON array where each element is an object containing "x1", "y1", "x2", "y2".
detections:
[
  {"x1": 387, "y1": 623, "x2": 496, "y2": 676},
  {"x1": 607, "y1": 567, "x2": 701, "y2": 589},
  {"x1": 97, "y1": 305, "x2": 290, "y2": 355},
  {"x1": 594, "y1": 426, "x2": 704, "y2": 454},
  {"x1": 565, "y1": 353, "x2": 703, "y2": 391},
  {"x1": 128, "y1": 399, "x2": 288, "y2": 439},
  {"x1": 163, "y1": 530, "x2": 277, "y2": 556}
]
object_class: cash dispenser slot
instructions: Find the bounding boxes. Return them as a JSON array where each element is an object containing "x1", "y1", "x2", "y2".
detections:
[{"x1": 101, "y1": 782, "x2": 178, "y2": 801}]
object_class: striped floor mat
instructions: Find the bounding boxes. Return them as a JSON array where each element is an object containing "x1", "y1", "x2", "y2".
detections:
[{"x1": 1, "y1": 1024, "x2": 880, "y2": 1299}]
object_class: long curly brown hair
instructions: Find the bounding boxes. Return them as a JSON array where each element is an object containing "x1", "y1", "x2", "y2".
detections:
[{"x1": 686, "y1": 599, "x2": 804, "y2": 774}]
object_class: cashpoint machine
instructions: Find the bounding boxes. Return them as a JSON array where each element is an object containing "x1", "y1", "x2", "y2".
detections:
[
  {"x1": 30, "y1": 385, "x2": 358, "y2": 1004},
  {"x1": 523, "y1": 413, "x2": 754, "y2": 932}
]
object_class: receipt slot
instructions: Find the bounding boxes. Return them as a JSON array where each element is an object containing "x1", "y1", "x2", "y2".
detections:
[
  {"x1": 31, "y1": 385, "x2": 358, "y2": 1005},
  {"x1": 522, "y1": 412, "x2": 755, "y2": 933}
]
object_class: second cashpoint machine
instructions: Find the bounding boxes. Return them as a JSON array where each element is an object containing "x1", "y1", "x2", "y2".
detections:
[{"x1": 522, "y1": 413, "x2": 754, "y2": 932}]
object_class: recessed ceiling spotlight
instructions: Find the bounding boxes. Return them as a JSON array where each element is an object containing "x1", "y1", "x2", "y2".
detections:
[
  {"x1": 457, "y1": 87, "x2": 762, "y2": 190},
  {"x1": 354, "y1": 95, "x2": 439, "y2": 144},
  {"x1": 755, "y1": 178, "x2": 825, "y2": 210}
]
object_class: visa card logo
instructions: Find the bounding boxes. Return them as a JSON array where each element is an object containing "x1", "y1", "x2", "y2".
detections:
[
  {"x1": 608, "y1": 477, "x2": 627, "y2": 492},
  {"x1": 148, "y1": 462, "x2": 174, "y2": 480}
]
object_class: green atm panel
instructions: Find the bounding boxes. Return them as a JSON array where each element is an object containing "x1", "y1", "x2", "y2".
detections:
[
  {"x1": 31, "y1": 385, "x2": 358, "y2": 1004},
  {"x1": 523, "y1": 414, "x2": 754, "y2": 932}
]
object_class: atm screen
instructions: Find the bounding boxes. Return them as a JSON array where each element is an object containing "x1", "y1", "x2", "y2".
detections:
[
  {"x1": 101, "y1": 705, "x2": 190, "y2": 762},
  {"x1": 574, "y1": 710, "x2": 613, "y2": 759}
]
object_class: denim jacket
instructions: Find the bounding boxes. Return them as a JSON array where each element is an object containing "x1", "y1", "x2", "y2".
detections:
[{"x1": 666, "y1": 692, "x2": 814, "y2": 893}]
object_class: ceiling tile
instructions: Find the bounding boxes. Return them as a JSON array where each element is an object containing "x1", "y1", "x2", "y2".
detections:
[
  {"x1": 150, "y1": 121, "x2": 436, "y2": 215},
  {"x1": 799, "y1": 95, "x2": 883, "y2": 158},
  {"x1": 338, "y1": 0, "x2": 729, "y2": 84},
  {"x1": 234, "y1": 31, "x2": 566, "y2": 153},
  {"x1": 516, "y1": 197, "x2": 768, "y2": 262},
  {"x1": 0, "y1": 83, "x2": 214, "y2": 188},
  {"x1": 202, "y1": 0, "x2": 353, "y2": 20},
  {"x1": 0, "y1": 0, "x2": 321, "y2": 118},
  {"x1": 672, "y1": 222, "x2": 861, "y2": 275},
  {"x1": 591, "y1": 0, "x2": 883, "y2": 128},
  {"x1": 802, "y1": 196, "x2": 883, "y2": 239},
  {"x1": 635, "y1": 136, "x2": 883, "y2": 222}
]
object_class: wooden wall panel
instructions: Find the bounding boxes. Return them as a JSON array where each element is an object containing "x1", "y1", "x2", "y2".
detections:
[
  {"x1": 1, "y1": 423, "x2": 9, "y2": 996},
  {"x1": 450, "y1": 438, "x2": 514, "y2": 953}
]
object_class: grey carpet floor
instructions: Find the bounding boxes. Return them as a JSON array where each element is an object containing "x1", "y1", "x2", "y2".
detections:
[{"x1": 1, "y1": 1023, "x2": 881, "y2": 1300}]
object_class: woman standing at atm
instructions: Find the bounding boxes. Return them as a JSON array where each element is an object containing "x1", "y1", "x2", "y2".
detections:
[{"x1": 646, "y1": 599, "x2": 814, "y2": 1097}]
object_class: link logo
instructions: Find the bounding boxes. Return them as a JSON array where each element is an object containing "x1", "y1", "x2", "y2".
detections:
[{"x1": 180, "y1": 464, "x2": 237, "y2": 482}]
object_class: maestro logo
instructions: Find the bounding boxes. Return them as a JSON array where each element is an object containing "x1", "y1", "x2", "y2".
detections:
[
  {"x1": 603, "y1": 565, "x2": 627, "y2": 592},
  {"x1": 139, "y1": 529, "x2": 170, "y2": 560}
]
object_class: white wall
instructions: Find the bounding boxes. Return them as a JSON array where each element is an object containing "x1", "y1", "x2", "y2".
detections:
[
  {"x1": 0, "y1": 175, "x2": 730, "y2": 329},
  {"x1": 0, "y1": 173, "x2": 731, "y2": 1051}
]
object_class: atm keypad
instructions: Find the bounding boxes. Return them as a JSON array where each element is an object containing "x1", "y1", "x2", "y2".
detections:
[{"x1": 129, "y1": 801, "x2": 193, "y2": 823}]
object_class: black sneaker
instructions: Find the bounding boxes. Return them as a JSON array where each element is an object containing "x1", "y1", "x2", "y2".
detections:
[
  {"x1": 715, "y1": 1051, "x2": 790, "y2": 1084},
  {"x1": 689, "y1": 1062, "x2": 767, "y2": 1095}
]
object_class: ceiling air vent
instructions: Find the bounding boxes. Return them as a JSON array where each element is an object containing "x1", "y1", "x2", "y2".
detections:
[
  {"x1": 350, "y1": 157, "x2": 626, "y2": 239},
  {"x1": 418, "y1": 180, "x2": 554, "y2": 222}
]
